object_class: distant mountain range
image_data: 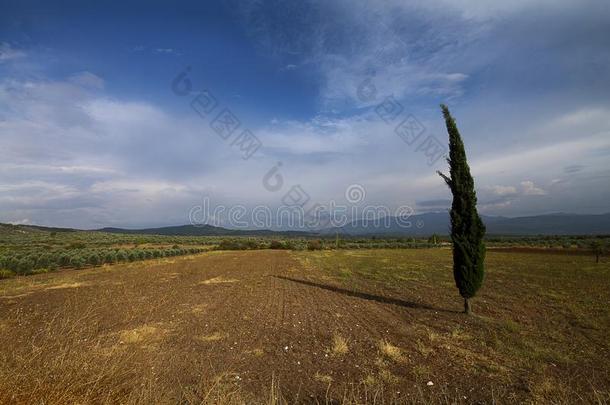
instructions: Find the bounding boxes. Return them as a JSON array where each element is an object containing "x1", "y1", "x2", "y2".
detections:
[
  {"x1": 3, "y1": 212, "x2": 609, "y2": 237},
  {"x1": 321, "y1": 212, "x2": 610, "y2": 236},
  {"x1": 96, "y1": 225, "x2": 312, "y2": 237},
  {"x1": 98, "y1": 212, "x2": 610, "y2": 236}
]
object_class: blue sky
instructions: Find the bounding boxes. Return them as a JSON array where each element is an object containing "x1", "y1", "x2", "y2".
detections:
[{"x1": 1, "y1": 0, "x2": 610, "y2": 228}]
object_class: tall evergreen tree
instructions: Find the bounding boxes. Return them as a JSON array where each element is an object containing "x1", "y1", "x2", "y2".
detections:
[{"x1": 437, "y1": 104, "x2": 486, "y2": 314}]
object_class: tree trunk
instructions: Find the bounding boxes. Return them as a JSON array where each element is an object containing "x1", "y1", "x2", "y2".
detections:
[
  {"x1": 464, "y1": 298, "x2": 471, "y2": 314},
  {"x1": 596, "y1": 254, "x2": 600, "y2": 264}
]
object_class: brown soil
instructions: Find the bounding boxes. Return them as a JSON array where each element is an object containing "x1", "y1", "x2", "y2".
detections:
[{"x1": 0, "y1": 250, "x2": 608, "y2": 404}]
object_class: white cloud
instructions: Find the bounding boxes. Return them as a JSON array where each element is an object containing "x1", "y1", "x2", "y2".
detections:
[
  {"x1": 69, "y1": 72, "x2": 105, "y2": 89},
  {"x1": 155, "y1": 48, "x2": 180, "y2": 55},
  {"x1": 489, "y1": 185, "x2": 517, "y2": 196},
  {"x1": 257, "y1": 116, "x2": 371, "y2": 154},
  {"x1": 520, "y1": 180, "x2": 546, "y2": 196},
  {"x1": 8, "y1": 218, "x2": 32, "y2": 225},
  {"x1": 0, "y1": 42, "x2": 26, "y2": 62}
]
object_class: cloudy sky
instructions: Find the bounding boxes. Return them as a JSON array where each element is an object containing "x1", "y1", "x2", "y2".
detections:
[{"x1": 1, "y1": 0, "x2": 609, "y2": 229}]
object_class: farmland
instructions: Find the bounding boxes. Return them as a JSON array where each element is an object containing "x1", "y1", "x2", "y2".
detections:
[
  {"x1": 1, "y1": 245, "x2": 609, "y2": 404},
  {"x1": 0, "y1": 223, "x2": 607, "y2": 279}
]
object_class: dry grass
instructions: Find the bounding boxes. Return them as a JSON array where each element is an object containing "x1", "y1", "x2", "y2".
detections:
[
  {"x1": 199, "y1": 276, "x2": 239, "y2": 285},
  {"x1": 196, "y1": 332, "x2": 227, "y2": 342},
  {"x1": 247, "y1": 348, "x2": 265, "y2": 357},
  {"x1": 331, "y1": 334, "x2": 349, "y2": 355},
  {"x1": 378, "y1": 340, "x2": 404, "y2": 363},
  {"x1": 119, "y1": 324, "x2": 163, "y2": 344},
  {"x1": 46, "y1": 281, "x2": 89, "y2": 290},
  {"x1": 190, "y1": 303, "x2": 207, "y2": 314},
  {"x1": 314, "y1": 372, "x2": 333, "y2": 384}
]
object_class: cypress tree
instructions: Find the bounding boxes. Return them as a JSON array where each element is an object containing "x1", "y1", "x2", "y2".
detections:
[{"x1": 437, "y1": 104, "x2": 486, "y2": 314}]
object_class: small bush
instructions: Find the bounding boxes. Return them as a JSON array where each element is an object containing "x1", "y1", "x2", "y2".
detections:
[
  {"x1": 35, "y1": 254, "x2": 51, "y2": 268},
  {"x1": 58, "y1": 253, "x2": 71, "y2": 266},
  {"x1": 116, "y1": 250, "x2": 128, "y2": 262},
  {"x1": 70, "y1": 256, "x2": 86, "y2": 269},
  {"x1": 307, "y1": 240, "x2": 323, "y2": 251},
  {"x1": 244, "y1": 240, "x2": 261, "y2": 250},
  {"x1": 269, "y1": 240, "x2": 285, "y2": 249},
  {"x1": 104, "y1": 251, "x2": 117, "y2": 263},
  {"x1": 218, "y1": 239, "x2": 241, "y2": 250},
  {"x1": 0, "y1": 269, "x2": 15, "y2": 279},
  {"x1": 68, "y1": 242, "x2": 86, "y2": 249},
  {"x1": 5, "y1": 257, "x2": 19, "y2": 272},
  {"x1": 87, "y1": 253, "x2": 101, "y2": 266},
  {"x1": 17, "y1": 257, "x2": 36, "y2": 274}
]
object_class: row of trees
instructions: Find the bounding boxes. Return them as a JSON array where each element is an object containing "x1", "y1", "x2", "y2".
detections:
[
  {"x1": 0, "y1": 247, "x2": 205, "y2": 276},
  {"x1": 213, "y1": 238, "x2": 447, "y2": 251}
]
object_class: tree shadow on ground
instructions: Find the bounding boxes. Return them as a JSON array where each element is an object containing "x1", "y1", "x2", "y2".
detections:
[{"x1": 273, "y1": 275, "x2": 458, "y2": 314}]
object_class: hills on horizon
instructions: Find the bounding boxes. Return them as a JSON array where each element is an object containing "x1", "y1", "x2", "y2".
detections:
[
  {"x1": 4, "y1": 212, "x2": 609, "y2": 237},
  {"x1": 321, "y1": 212, "x2": 610, "y2": 236}
]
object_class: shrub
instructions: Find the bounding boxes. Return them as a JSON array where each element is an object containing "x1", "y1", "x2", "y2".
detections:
[
  {"x1": 244, "y1": 240, "x2": 260, "y2": 250},
  {"x1": 35, "y1": 254, "x2": 51, "y2": 268},
  {"x1": 17, "y1": 257, "x2": 36, "y2": 274},
  {"x1": 68, "y1": 242, "x2": 86, "y2": 249},
  {"x1": 218, "y1": 239, "x2": 241, "y2": 250},
  {"x1": 87, "y1": 253, "x2": 101, "y2": 266},
  {"x1": 269, "y1": 240, "x2": 285, "y2": 249},
  {"x1": 127, "y1": 251, "x2": 138, "y2": 262},
  {"x1": 58, "y1": 253, "x2": 71, "y2": 267},
  {"x1": 104, "y1": 251, "x2": 117, "y2": 263},
  {"x1": 116, "y1": 250, "x2": 128, "y2": 262},
  {"x1": 307, "y1": 240, "x2": 323, "y2": 251},
  {"x1": 5, "y1": 256, "x2": 19, "y2": 272},
  {"x1": 590, "y1": 240, "x2": 606, "y2": 263},
  {"x1": 70, "y1": 256, "x2": 86, "y2": 269},
  {"x1": 0, "y1": 269, "x2": 15, "y2": 279},
  {"x1": 428, "y1": 234, "x2": 441, "y2": 245}
]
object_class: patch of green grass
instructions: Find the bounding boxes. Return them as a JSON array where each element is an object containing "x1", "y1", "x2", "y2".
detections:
[
  {"x1": 292, "y1": 248, "x2": 610, "y2": 402},
  {"x1": 0, "y1": 269, "x2": 15, "y2": 279}
]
